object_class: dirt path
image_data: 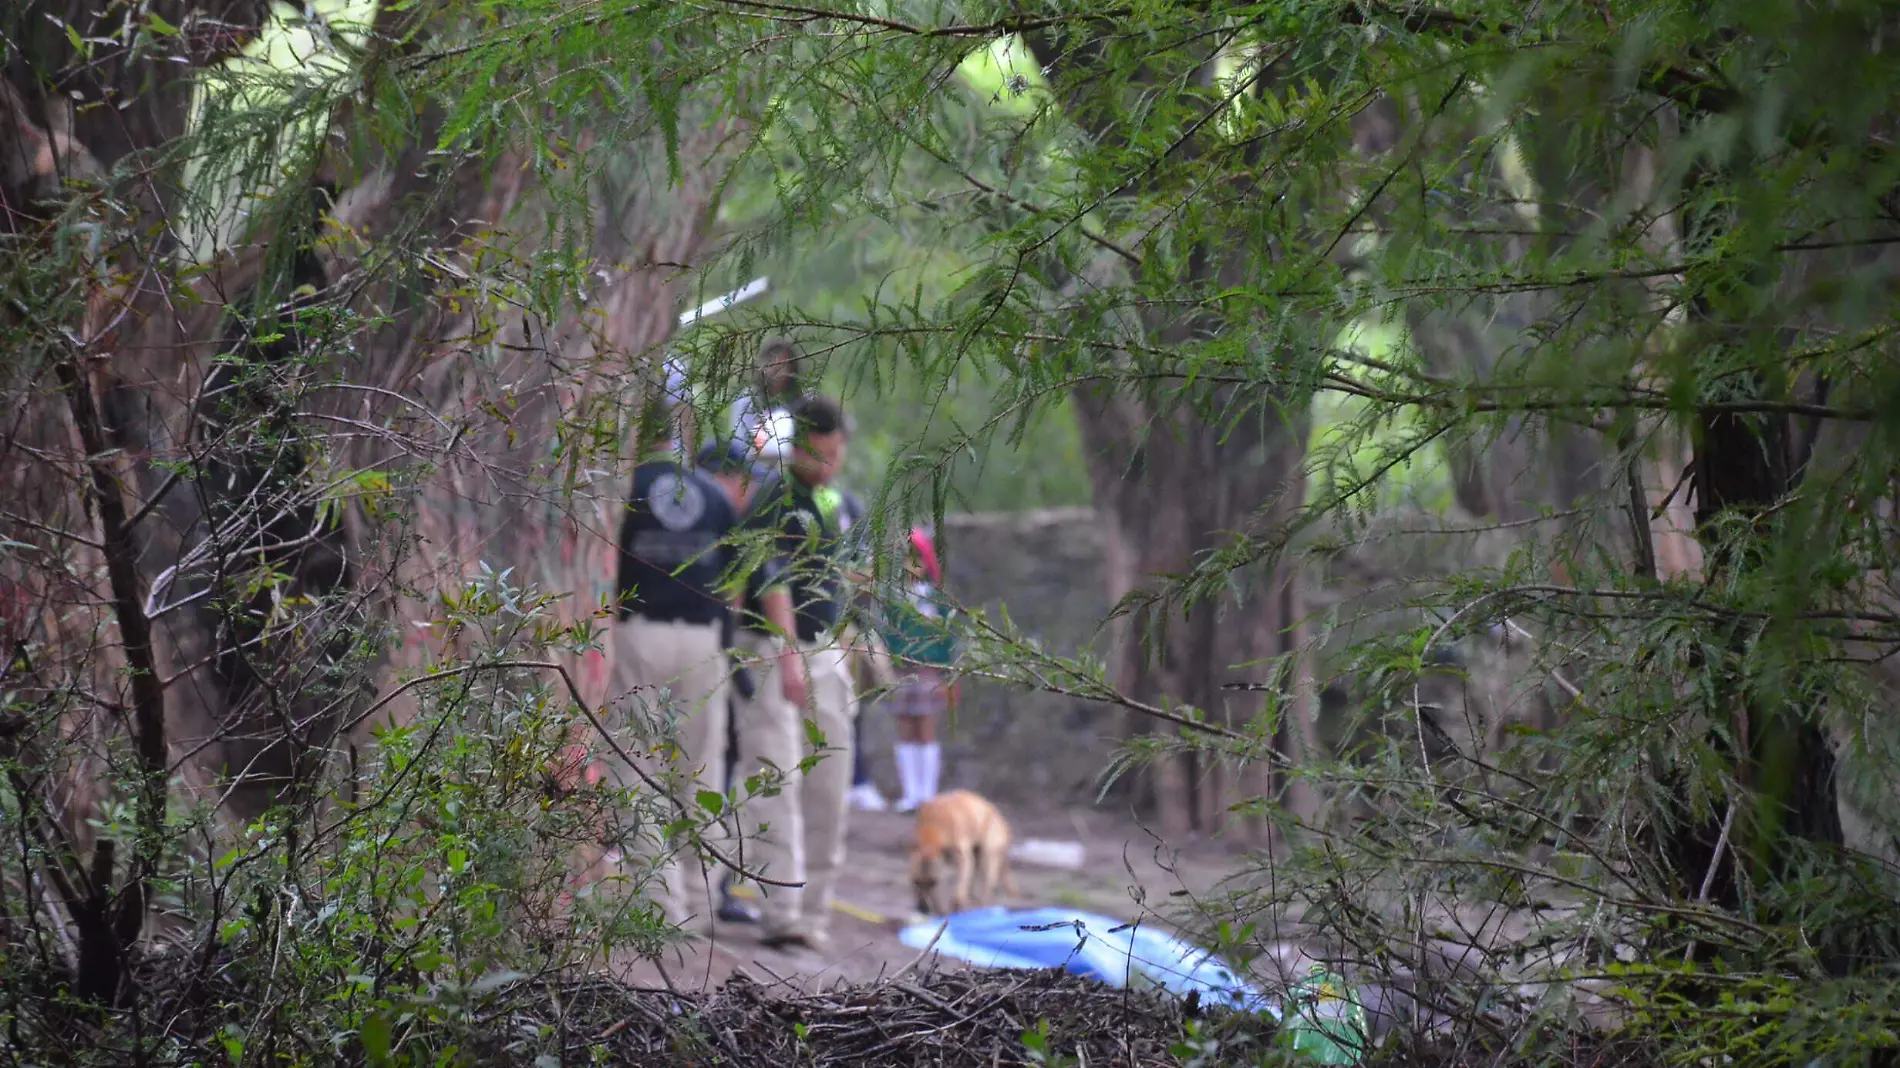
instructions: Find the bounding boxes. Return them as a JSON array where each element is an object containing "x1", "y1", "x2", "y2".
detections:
[{"x1": 614, "y1": 800, "x2": 1249, "y2": 993}]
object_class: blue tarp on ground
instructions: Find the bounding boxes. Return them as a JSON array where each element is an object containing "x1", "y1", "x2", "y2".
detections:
[{"x1": 897, "y1": 906, "x2": 1278, "y2": 1016}]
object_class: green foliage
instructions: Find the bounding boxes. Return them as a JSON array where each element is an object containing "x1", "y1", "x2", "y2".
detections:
[
  {"x1": 1019, "y1": 1016, "x2": 1079, "y2": 1067},
  {"x1": 707, "y1": 188, "x2": 1094, "y2": 512},
  {"x1": 10, "y1": 0, "x2": 1900, "y2": 1062},
  {"x1": 179, "y1": 0, "x2": 377, "y2": 262},
  {"x1": 645, "y1": 0, "x2": 1900, "y2": 1060},
  {"x1": 1306, "y1": 321, "x2": 1453, "y2": 514},
  {"x1": 685, "y1": 43, "x2": 1090, "y2": 513},
  {"x1": 2, "y1": 564, "x2": 731, "y2": 1063}
]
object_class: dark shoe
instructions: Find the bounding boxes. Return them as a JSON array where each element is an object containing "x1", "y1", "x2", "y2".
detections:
[
  {"x1": 759, "y1": 928, "x2": 827, "y2": 952},
  {"x1": 717, "y1": 894, "x2": 761, "y2": 924}
]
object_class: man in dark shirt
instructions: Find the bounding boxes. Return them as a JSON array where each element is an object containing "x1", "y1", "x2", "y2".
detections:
[
  {"x1": 695, "y1": 439, "x2": 769, "y2": 926},
  {"x1": 727, "y1": 336, "x2": 804, "y2": 461},
  {"x1": 605, "y1": 398, "x2": 743, "y2": 927},
  {"x1": 729, "y1": 395, "x2": 860, "y2": 950}
]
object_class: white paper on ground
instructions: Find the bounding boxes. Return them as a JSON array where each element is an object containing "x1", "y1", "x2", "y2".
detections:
[{"x1": 1008, "y1": 839, "x2": 1086, "y2": 869}]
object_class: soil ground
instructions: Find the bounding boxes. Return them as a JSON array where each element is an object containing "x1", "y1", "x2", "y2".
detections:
[{"x1": 613, "y1": 799, "x2": 1253, "y2": 993}]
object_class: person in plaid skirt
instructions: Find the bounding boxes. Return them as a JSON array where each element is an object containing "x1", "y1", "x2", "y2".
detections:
[{"x1": 878, "y1": 527, "x2": 958, "y2": 813}]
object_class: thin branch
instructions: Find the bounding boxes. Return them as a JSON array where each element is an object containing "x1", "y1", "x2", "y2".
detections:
[
  {"x1": 336, "y1": 658, "x2": 801, "y2": 888},
  {"x1": 1683, "y1": 795, "x2": 1739, "y2": 963},
  {"x1": 52, "y1": 350, "x2": 167, "y2": 1002}
]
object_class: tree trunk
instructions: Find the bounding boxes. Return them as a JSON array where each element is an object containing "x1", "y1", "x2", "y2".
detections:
[
  {"x1": 1074, "y1": 379, "x2": 1317, "y2": 844},
  {"x1": 6, "y1": 0, "x2": 729, "y2": 876},
  {"x1": 325, "y1": 128, "x2": 730, "y2": 737},
  {"x1": 1668, "y1": 388, "x2": 1845, "y2": 915},
  {"x1": 1019, "y1": 31, "x2": 1325, "y2": 845},
  {"x1": 4, "y1": 0, "x2": 281, "y2": 857}
]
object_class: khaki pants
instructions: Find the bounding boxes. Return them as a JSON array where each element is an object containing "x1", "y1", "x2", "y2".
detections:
[
  {"x1": 732, "y1": 631, "x2": 858, "y2": 941},
  {"x1": 602, "y1": 616, "x2": 731, "y2": 925}
]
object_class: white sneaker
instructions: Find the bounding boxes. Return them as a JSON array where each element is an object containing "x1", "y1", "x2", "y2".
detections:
[{"x1": 848, "y1": 783, "x2": 889, "y2": 812}]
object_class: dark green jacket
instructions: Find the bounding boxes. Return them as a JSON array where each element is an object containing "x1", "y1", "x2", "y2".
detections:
[{"x1": 878, "y1": 580, "x2": 957, "y2": 669}]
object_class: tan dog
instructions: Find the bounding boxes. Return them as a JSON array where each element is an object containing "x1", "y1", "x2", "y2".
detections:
[{"x1": 909, "y1": 790, "x2": 1019, "y2": 915}]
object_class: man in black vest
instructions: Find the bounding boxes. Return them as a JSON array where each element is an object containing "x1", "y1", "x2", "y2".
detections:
[
  {"x1": 697, "y1": 438, "x2": 769, "y2": 925},
  {"x1": 605, "y1": 396, "x2": 742, "y2": 927}
]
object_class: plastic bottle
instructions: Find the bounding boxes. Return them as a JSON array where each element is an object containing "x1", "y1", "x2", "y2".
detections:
[{"x1": 1281, "y1": 964, "x2": 1369, "y2": 1065}]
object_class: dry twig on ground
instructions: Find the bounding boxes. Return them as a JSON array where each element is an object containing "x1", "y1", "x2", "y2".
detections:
[{"x1": 486, "y1": 968, "x2": 1220, "y2": 1067}]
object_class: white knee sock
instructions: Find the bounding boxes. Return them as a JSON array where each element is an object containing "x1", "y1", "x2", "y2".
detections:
[
  {"x1": 894, "y1": 742, "x2": 922, "y2": 806},
  {"x1": 919, "y1": 742, "x2": 941, "y2": 801}
]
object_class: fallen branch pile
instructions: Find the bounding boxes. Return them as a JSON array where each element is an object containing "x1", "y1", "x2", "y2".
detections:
[
  {"x1": 490, "y1": 968, "x2": 1251, "y2": 1067},
  {"x1": 11, "y1": 944, "x2": 1664, "y2": 1066}
]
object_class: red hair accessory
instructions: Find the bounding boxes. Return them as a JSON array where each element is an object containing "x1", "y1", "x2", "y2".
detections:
[{"x1": 907, "y1": 526, "x2": 942, "y2": 584}]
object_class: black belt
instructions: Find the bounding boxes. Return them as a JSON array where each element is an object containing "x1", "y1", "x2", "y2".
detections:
[{"x1": 622, "y1": 609, "x2": 722, "y2": 628}]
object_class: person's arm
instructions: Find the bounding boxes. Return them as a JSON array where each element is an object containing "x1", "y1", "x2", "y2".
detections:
[
  {"x1": 861, "y1": 624, "x2": 899, "y2": 692},
  {"x1": 760, "y1": 586, "x2": 809, "y2": 708},
  {"x1": 930, "y1": 592, "x2": 960, "y2": 710},
  {"x1": 939, "y1": 598, "x2": 959, "y2": 667},
  {"x1": 838, "y1": 491, "x2": 872, "y2": 585},
  {"x1": 747, "y1": 491, "x2": 811, "y2": 708}
]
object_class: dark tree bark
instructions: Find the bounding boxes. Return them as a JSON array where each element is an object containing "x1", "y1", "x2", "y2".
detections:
[
  {"x1": 1665, "y1": 383, "x2": 1845, "y2": 918},
  {"x1": 1074, "y1": 379, "x2": 1318, "y2": 841},
  {"x1": 3, "y1": 0, "x2": 271, "y2": 173},
  {"x1": 0, "y1": 65, "x2": 161, "y2": 1002},
  {"x1": 1657, "y1": 226, "x2": 1891, "y2": 944},
  {"x1": 3, "y1": 0, "x2": 730, "y2": 936},
  {"x1": 4, "y1": 0, "x2": 303, "y2": 851},
  {"x1": 319, "y1": 121, "x2": 731, "y2": 733},
  {"x1": 1021, "y1": 34, "x2": 1321, "y2": 842}
]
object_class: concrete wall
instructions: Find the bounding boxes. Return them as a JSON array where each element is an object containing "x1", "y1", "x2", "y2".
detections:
[
  {"x1": 853, "y1": 505, "x2": 1547, "y2": 811},
  {"x1": 856, "y1": 508, "x2": 1123, "y2": 807}
]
